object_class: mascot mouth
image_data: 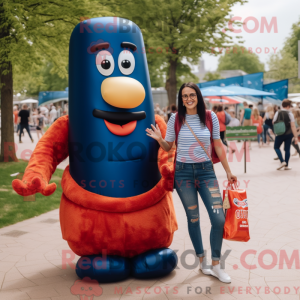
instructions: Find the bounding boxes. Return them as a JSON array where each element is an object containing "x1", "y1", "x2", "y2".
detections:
[{"x1": 93, "y1": 109, "x2": 146, "y2": 136}]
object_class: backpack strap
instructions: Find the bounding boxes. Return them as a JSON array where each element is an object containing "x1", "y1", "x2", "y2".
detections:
[
  {"x1": 174, "y1": 112, "x2": 181, "y2": 147},
  {"x1": 282, "y1": 111, "x2": 292, "y2": 134},
  {"x1": 205, "y1": 110, "x2": 213, "y2": 144}
]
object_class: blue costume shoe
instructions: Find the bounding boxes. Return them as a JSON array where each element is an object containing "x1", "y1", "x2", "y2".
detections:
[
  {"x1": 76, "y1": 254, "x2": 131, "y2": 283},
  {"x1": 131, "y1": 248, "x2": 178, "y2": 279}
]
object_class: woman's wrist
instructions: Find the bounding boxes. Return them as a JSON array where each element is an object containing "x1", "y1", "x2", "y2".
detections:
[{"x1": 158, "y1": 137, "x2": 163, "y2": 143}]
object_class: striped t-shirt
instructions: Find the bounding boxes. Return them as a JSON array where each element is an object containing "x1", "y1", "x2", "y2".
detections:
[{"x1": 165, "y1": 112, "x2": 220, "y2": 163}]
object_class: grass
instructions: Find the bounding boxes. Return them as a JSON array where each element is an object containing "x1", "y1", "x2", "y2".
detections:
[{"x1": 0, "y1": 160, "x2": 64, "y2": 228}]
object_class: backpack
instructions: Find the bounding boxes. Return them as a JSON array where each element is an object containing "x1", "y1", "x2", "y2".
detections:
[
  {"x1": 273, "y1": 111, "x2": 291, "y2": 136},
  {"x1": 224, "y1": 111, "x2": 232, "y2": 125}
]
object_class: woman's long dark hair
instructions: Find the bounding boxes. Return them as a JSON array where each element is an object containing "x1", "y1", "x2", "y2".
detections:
[{"x1": 177, "y1": 82, "x2": 206, "y2": 127}]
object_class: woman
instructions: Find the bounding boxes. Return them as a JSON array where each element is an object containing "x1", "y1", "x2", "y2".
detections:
[
  {"x1": 146, "y1": 82, "x2": 237, "y2": 283},
  {"x1": 36, "y1": 108, "x2": 45, "y2": 140},
  {"x1": 216, "y1": 105, "x2": 235, "y2": 153},
  {"x1": 291, "y1": 109, "x2": 300, "y2": 156},
  {"x1": 263, "y1": 105, "x2": 274, "y2": 145},
  {"x1": 251, "y1": 108, "x2": 264, "y2": 147}
]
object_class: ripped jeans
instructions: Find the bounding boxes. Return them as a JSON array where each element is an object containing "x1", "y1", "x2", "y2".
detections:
[{"x1": 175, "y1": 161, "x2": 225, "y2": 261}]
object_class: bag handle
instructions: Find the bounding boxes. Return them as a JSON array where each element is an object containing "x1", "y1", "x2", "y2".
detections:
[
  {"x1": 185, "y1": 120, "x2": 213, "y2": 164},
  {"x1": 226, "y1": 182, "x2": 237, "y2": 190}
]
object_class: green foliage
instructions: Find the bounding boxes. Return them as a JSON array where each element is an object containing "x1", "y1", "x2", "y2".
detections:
[
  {"x1": 203, "y1": 71, "x2": 223, "y2": 81},
  {"x1": 13, "y1": 61, "x2": 68, "y2": 96},
  {"x1": 104, "y1": 0, "x2": 247, "y2": 102},
  {"x1": 0, "y1": 160, "x2": 64, "y2": 228},
  {"x1": 0, "y1": 0, "x2": 112, "y2": 86},
  {"x1": 266, "y1": 18, "x2": 300, "y2": 93},
  {"x1": 267, "y1": 50, "x2": 300, "y2": 93},
  {"x1": 218, "y1": 44, "x2": 264, "y2": 74},
  {"x1": 283, "y1": 17, "x2": 300, "y2": 61},
  {"x1": 176, "y1": 62, "x2": 199, "y2": 89}
]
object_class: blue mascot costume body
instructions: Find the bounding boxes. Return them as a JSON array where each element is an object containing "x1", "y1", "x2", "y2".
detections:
[
  {"x1": 12, "y1": 17, "x2": 178, "y2": 283},
  {"x1": 69, "y1": 17, "x2": 161, "y2": 198}
]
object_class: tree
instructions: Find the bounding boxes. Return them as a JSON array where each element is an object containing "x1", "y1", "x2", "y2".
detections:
[
  {"x1": 203, "y1": 71, "x2": 223, "y2": 81},
  {"x1": 267, "y1": 50, "x2": 300, "y2": 93},
  {"x1": 217, "y1": 44, "x2": 264, "y2": 74},
  {"x1": 283, "y1": 17, "x2": 300, "y2": 61},
  {"x1": 0, "y1": 0, "x2": 111, "y2": 161},
  {"x1": 13, "y1": 61, "x2": 68, "y2": 96},
  {"x1": 176, "y1": 62, "x2": 199, "y2": 90},
  {"x1": 266, "y1": 18, "x2": 300, "y2": 93},
  {"x1": 105, "y1": 0, "x2": 246, "y2": 105}
]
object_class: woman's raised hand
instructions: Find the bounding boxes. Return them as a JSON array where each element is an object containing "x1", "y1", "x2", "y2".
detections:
[{"x1": 146, "y1": 124, "x2": 162, "y2": 141}]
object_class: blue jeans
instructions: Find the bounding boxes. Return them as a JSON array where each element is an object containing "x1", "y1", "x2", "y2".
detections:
[
  {"x1": 175, "y1": 161, "x2": 225, "y2": 260},
  {"x1": 19, "y1": 124, "x2": 33, "y2": 141},
  {"x1": 263, "y1": 124, "x2": 274, "y2": 143},
  {"x1": 257, "y1": 133, "x2": 263, "y2": 144},
  {"x1": 274, "y1": 133, "x2": 293, "y2": 166}
]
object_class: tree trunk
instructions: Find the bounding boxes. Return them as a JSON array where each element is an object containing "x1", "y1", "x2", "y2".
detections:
[
  {"x1": 165, "y1": 59, "x2": 177, "y2": 106},
  {"x1": 0, "y1": 62, "x2": 18, "y2": 162}
]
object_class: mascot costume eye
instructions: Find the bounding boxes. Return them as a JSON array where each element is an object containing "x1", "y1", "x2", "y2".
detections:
[{"x1": 12, "y1": 17, "x2": 178, "y2": 283}]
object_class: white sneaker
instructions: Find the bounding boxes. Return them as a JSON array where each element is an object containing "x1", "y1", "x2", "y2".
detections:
[
  {"x1": 284, "y1": 167, "x2": 292, "y2": 170},
  {"x1": 277, "y1": 161, "x2": 287, "y2": 170},
  {"x1": 199, "y1": 262, "x2": 212, "y2": 276},
  {"x1": 211, "y1": 263, "x2": 231, "y2": 283}
]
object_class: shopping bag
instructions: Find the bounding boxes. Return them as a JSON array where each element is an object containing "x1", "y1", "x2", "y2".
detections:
[{"x1": 223, "y1": 183, "x2": 250, "y2": 242}]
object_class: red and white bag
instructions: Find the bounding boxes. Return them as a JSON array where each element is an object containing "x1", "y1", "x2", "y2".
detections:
[{"x1": 223, "y1": 183, "x2": 250, "y2": 242}]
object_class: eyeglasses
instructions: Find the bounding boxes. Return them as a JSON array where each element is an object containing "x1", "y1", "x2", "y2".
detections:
[{"x1": 182, "y1": 93, "x2": 197, "y2": 101}]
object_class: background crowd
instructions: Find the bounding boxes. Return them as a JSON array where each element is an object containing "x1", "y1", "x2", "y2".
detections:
[
  {"x1": 154, "y1": 99, "x2": 300, "y2": 170},
  {"x1": 12, "y1": 103, "x2": 68, "y2": 143}
]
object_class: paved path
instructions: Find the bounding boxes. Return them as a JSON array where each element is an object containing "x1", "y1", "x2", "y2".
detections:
[{"x1": 1, "y1": 135, "x2": 300, "y2": 300}]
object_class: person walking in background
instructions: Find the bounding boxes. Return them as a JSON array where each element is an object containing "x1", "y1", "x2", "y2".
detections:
[
  {"x1": 239, "y1": 102, "x2": 252, "y2": 126},
  {"x1": 18, "y1": 104, "x2": 33, "y2": 143},
  {"x1": 239, "y1": 101, "x2": 252, "y2": 150},
  {"x1": 216, "y1": 105, "x2": 235, "y2": 153},
  {"x1": 273, "y1": 99, "x2": 299, "y2": 170},
  {"x1": 263, "y1": 105, "x2": 275, "y2": 145},
  {"x1": 251, "y1": 108, "x2": 264, "y2": 147},
  {"x1": 32, "y1": 107, "x2": 38, "y2": 125},
  {"x1": 49, "y1": 105, "x2": 57, "y2": 124},
  {"x1": 291, "y1": 109, "x2": 300, "y2": 157},
  {"x1": 36, "y1": 108, "x2": 45, "y2": 140}
]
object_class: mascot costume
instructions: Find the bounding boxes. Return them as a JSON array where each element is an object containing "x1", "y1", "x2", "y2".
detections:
[{"x1": 12, "y1": 17, "x2": 178, "y2": 282}]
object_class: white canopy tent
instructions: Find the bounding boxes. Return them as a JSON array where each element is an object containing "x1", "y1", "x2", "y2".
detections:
[
  {"x1": 38, "y1": 97, "x2": 68, "y2": 107},
  {"x1": 20, "y1": 99, "x2": 38, "y2": 104}
]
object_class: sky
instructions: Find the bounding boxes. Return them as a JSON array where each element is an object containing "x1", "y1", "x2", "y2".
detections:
[{"x1": 200, "y1": 0, "x2": 300, "y2": 72}]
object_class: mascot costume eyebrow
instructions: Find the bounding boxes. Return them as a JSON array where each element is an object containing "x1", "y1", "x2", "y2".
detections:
[{"x1": 12, "y1": 17, "x2": 178, "y2": 282}]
